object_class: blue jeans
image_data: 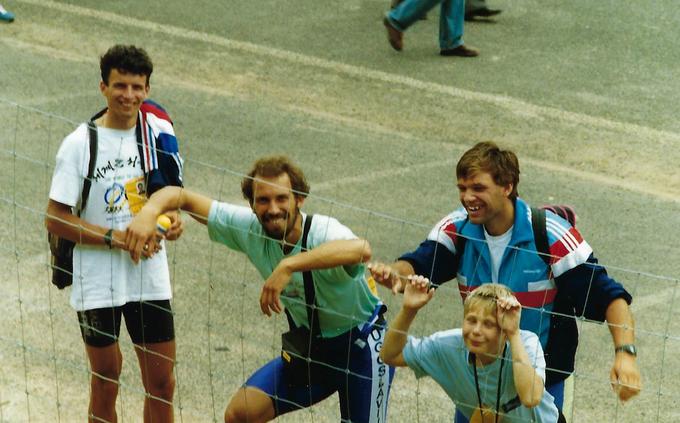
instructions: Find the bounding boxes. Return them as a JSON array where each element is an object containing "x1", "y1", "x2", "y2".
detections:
[
  {"x1": 454, "y1": 380, "x2": 564, "y2": 422},
  {"x1": 387, "y1": 0, "x2": 465, "y2": 50}
]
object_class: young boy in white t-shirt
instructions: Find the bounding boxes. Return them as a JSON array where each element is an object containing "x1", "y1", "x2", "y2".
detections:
[{"x1": 380, "y1": 278, "x2": 560, "y2": 422}]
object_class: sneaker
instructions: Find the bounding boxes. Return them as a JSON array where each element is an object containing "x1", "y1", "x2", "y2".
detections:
[
  {"x1": 440, "y1": 45, "x2": 479, "y2": 57},
  {"x1": 383, "y1": 17, "x2": 403, "y2": 51},
  {"x1": 0, "y1": 9, "x2": 14, "y2": 23}
]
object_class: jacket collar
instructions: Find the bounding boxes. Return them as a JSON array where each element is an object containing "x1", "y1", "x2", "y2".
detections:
[{"x1": 459, "y1": 197, "x2": 534, "y2": 247}]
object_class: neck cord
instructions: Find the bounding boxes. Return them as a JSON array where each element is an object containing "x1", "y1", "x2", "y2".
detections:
[{"x1": 472, "y1": 344, "x2": 507, "y2": 423}]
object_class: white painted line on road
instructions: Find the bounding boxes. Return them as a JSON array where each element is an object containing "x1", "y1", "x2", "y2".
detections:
[
  {"x1": 5, "y1": 27, "x2": 680, "y2": 205},
  {"x1": 17, "y1": 0, "x2": 680, "y2": 145}
]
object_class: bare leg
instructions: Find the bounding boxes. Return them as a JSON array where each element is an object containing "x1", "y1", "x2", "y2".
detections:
[
  {"x1": 224, "y1": 387, "x2": 276, "y2": 423},
  {"x1": 135, "y1": 340, "x2": 176, "y2": 423},
  {"x1": 85, "y1": 343, "x2": 123, "y2": 423}
]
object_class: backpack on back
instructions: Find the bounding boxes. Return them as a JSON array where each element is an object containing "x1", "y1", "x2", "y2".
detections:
[
  {"x1": 48, "y1": 121, "x2": 98, "y2": 289},
  {"x1": 531, "y1": 205, "x2": 577, "y2": 266}
]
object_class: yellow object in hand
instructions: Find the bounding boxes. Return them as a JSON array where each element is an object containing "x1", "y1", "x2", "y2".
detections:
[{"x1": 156, "y1": 214, "x2": 172, "y2": 235}]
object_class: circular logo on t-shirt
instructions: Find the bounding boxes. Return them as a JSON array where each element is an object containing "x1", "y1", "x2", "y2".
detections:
[{"x1": 104, "y1": 182, "x2": 126, "y2": 213}]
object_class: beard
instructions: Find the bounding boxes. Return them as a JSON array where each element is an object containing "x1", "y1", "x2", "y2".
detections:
[{"x1": 260, "y1": 206, "x2": 300, "y2": 241}]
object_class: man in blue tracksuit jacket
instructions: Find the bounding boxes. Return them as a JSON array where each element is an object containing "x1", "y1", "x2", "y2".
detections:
[{"x1": 369, "y1": 141, "x2": 641, "y2": 421}]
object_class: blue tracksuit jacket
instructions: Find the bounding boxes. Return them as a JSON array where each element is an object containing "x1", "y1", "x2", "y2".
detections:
[{"x1": 400, "y1": 198, "x2": 631, "y2": 385}]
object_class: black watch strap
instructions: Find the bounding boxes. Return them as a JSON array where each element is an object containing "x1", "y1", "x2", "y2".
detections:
[{"x1": 104, "y1": 229, "x2": 114, "y2": 249}]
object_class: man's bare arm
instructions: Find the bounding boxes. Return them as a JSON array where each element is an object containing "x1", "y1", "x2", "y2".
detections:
[
  {"x1": 606, "y1": 298, "x2": 641, "y2": 402},
  {"x1": 126, "y1": 187, "x2": 214, "y2": 262},
  {"x1": 45, "y1": 199, "x2": 126, "y2": 248},
  {"x1": 260, "y1": 239, "x2": 371, "y2": 316}
]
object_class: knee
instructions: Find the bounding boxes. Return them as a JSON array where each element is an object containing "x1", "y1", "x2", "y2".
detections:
[
  {"x1": 90, "y1": 371, "x2": 120, "y2": 398},
  {"x1": 224, "y1": 399, "x2": 273, "y2": 423},
  {"x1": 225, "y1": 401, "x2": 268, "y2": 423},
  {"x1": 224, "y1": 404, "x2": 247, "y2": 423},
  {"x1": 224, "y1": 387, "x2": 273, "y2": 423},
  {"x1": 147, "y1": 373, "x2": 176, "y2": 401}
]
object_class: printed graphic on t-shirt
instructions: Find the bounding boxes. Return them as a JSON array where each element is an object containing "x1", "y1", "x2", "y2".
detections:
[
  {"x1": 102, "y1": 176, "x2": 147, "y2": 222},
  {"x1": 96, "y1": 152, "x2": 145, "y2": 224},
  {"x1": 104, "y1": 182, "x2": 127, "y2": 215},
  {"x1": 94, "y1": 156, "x2": 140, "y2": 181}
]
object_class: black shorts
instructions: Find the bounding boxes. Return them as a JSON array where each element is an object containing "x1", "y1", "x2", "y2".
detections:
[{"x1": 77, "y1": 300, "x2": 175, "y2": 347}]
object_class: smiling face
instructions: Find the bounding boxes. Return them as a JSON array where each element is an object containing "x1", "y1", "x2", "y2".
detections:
[
  {"x1": 457, "y1": 171, "x2": 514, "y2": 235},
  {"x1": 252, "y1": 172, "x2": 304, "y2": 244},
  {"x1": 99, "y1": 68, "x2": 149, "y2": 129},
  {"x1": 462, "y1": 303, "x2": 504, "y2": 365}
]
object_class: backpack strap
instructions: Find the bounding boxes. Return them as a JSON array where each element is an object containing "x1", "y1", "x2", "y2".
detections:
[
  {"x1": 531, "y1": 207, "x2": 551, "y2": 267},
  {"x1": 77, "y1": 120, "x2": 98, "y2": 217},
  {"x1": 300, "y1": 215, "x2": 322, "y2": 338}
]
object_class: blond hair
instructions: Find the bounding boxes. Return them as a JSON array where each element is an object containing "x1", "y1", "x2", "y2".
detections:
[{"x1": 463, "y1": 283, "x2": 515, "y2": 317}]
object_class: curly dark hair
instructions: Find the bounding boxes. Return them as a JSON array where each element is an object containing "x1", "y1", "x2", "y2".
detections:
[
  {"x1": 241, "y1": 156, "x2": 310, "y2": 205},
  {"x1": 100, "y1": 45, "x2": 153, "y2": 86}
]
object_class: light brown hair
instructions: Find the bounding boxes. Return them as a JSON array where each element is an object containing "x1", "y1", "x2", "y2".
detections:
[
  {"x1": 241, "y1": 155, "x2": 310, "y2": 205},
  {"x1": 456, "y1": 142, "x2": 520, "y2": 200}
]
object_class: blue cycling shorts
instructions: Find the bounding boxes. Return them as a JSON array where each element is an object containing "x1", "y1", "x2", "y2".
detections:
[{"x1": 245, "y1": 321, "x2": 395, "y2": 423}]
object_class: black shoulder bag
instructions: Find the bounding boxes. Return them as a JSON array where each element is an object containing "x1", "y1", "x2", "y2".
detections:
[{"x1": 48, "y1": 120, "x2": 98, "y2": 289}]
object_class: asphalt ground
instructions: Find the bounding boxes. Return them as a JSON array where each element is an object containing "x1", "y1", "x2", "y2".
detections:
[{"x1": 1, "y1": 0, "x2": 679, "y2": 421}]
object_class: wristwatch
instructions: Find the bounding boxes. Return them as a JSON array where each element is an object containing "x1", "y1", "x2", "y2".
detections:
[
  {"x1": 615, "y1": 344, "x2": 637, "y2": 357},
  {"x1": 104, "y1": 229, "x2": 114, "y2": 249}
]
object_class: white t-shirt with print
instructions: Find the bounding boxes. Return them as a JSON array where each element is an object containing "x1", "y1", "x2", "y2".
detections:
[{"x1": 49, "y1": 123, "x2": 171, "y2": 311}]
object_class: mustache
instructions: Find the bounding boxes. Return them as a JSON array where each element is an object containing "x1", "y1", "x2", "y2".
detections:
[{"x1": 262, "y1": 213, "x2": 287, "y2": 222}]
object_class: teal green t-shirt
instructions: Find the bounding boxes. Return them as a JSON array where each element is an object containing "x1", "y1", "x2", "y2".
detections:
[{"x1": 207, "y1": 201, "x2": 380, "y2": 338}]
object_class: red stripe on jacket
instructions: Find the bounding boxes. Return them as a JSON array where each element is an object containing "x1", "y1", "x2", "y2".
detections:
[
  {"x1": 547, "y1": 227, "x2": 584, "y2": 264},
  {"x1": 458, "y1": 284, "x2": 557, "y2": 308},
  {"x1": 442, "y1": 222, "x2": 458, "y2": 245},
  {"x1": 140, "y1": 101, "x2": 171, "y2": 123}
]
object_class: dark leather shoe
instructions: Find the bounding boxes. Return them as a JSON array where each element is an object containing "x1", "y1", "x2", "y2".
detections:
[
  {"x1": 383, "y1": 17, "x2": 403, "y2": 51},
  {"x1": 465, "y1": 7, "x2": 501, "y2": 21},
  {"x1": 440, "y1": 45, "x2": 479, "y2": 57}
]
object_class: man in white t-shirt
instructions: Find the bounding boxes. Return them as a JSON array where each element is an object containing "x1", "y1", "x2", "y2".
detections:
[
  {"x1": 381, "y1": 280, "x2": 560, "y2": 422},
  {"x1": 125, "y1": 155, "x2": 394, "y2": 423},
  {"x1": 45, "y1": 45, "x2": 184, "y2": 423}
]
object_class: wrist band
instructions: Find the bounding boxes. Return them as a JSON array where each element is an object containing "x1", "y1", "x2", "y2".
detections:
[
  {"x1": 615, "y1": 344, "x2": 637, "y2": 356},
  {"x1": 104, "y1": 229, "x2": 114, "y2": 249}
]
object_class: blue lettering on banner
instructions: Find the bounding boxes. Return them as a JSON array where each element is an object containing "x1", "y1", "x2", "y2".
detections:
[{"x1": 371, "y1": 326, "x2": 387, "y2": 423}]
